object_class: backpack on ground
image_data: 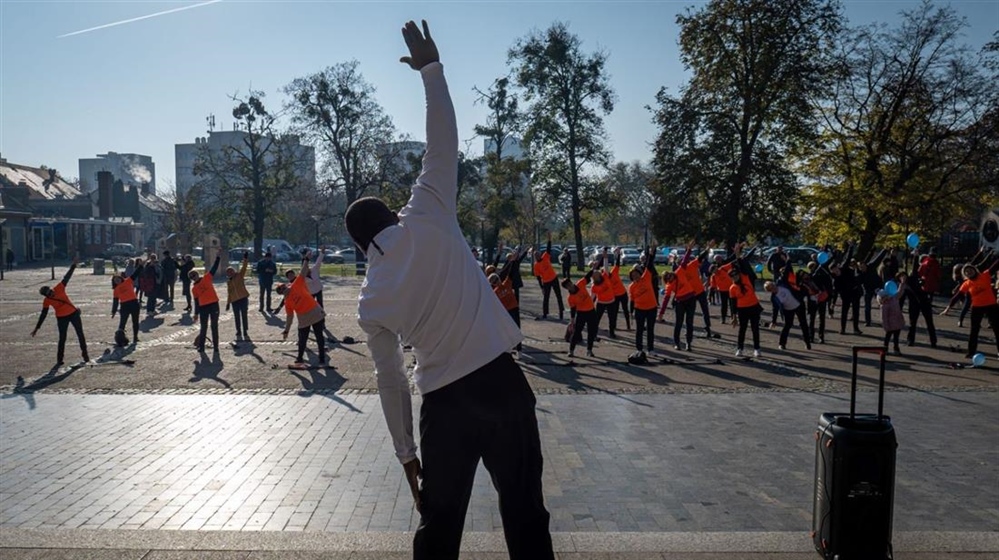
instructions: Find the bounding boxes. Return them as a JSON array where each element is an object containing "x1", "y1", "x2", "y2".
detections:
[
  {"x1": 114, "y1": 329, "x2": 130, "y2": 347},
  {"x1": 627, "y1": 351, "x2": 648, "y2": 365}
]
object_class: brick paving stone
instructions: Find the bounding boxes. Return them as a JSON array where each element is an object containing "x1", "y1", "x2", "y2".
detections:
[{"x1": 2, "y1": 392, "x2": 995, "y2": 535}]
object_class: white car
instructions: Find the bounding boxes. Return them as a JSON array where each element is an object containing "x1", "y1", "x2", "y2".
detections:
[{"x1": 335, "y1": 248, "x2": 357, "y2": 263}]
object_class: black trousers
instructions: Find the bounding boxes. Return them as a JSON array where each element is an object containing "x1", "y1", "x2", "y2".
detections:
[
  {"x1": 863, "y1": 291, "x2": 876, "y2": 325},
  {"x1": 167, "y1": 280, "x2": 175, "y2": 303},
  {"x1": 540, "y1": 279, "x2": 564, "y2": 318},
  {"x1": 197, "y1": 302, "x2": 220, "y2": 349},
  {"x1": 610, "y1": 292, "x2": 630, "y2": 331},
  {"x1": 779, "y1": 305, "x2": 811, "y2": 348},
  {"x1": 259, "y1": 283, "x2": 273, "y2": 311},
  {"x1": 507, "y1": 307, "x2": 522, "y2": 352},
  {"x1": 414, "y1": 353, "x2": 553, "y2": 560},
  {"x1": 182, "y1": 280, "x2": 192, "y2": 309},
  {"x1": 737, "y1": 305, "x2": 762, "y2": 351},
  {"x1": 297, "y1": 319, "x2": 326, "y2": 362},
  {"x1": 561, "y1": 266, "x2": 571, "y2": 279},
  {"x1": 232, "y1": 297, "x2": 249, "y2": 337},
  {"x1": 807, "y1": 299, "x2": 827, "y2": 342},
  {"x1": 883, "y1": 329, "x2": 901, "y2": 350},
  {"x1": 634, "y1": 308, "x2": 656, "y2": 352},
  {"x1": 145, "y1": 291, "x2": 157, "y2": 313},
  {"x1": 696, "y1": 291, "x2": 712, "y2": 331},
  {"x1": 840, "y1": 296, "x2": 861, "y2": 332},
  {"x1": 673, "y1": 298, "x2": 696, "y2": 347},
  {"x1": 906, "y1": 299, "x2": 937, "y2": 346},
  {"x1": 570, "y1": 309, "x2": 599, "y2": 352},
  {"x1": 719, "y1": 292, "x2": 734, "y2": 323},
  {"x1": 967, "y1": 304, "x2": 999, "y2": 357},
  {"x1": 56, "y1": 310, "x2": 88, "y2": 363},
  {"x1": 116, "y1": 300, "x2": 140, "y2": 342}
]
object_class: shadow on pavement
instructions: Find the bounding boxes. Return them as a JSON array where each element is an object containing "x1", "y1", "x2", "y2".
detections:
[
  {"x1": 287, "y1": 367, "x2": 362, "y2": 412},
  {"x1": 190, "y1": 351, "x2": 230, "y2": 388}
]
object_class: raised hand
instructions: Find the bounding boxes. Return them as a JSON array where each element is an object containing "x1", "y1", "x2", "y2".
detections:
[{"x1": 400, "y1": 20, "x2": 439, "y2": 71}]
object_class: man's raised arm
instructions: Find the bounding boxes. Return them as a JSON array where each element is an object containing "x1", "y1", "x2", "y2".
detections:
[{"x1": 400, "y1": 20, "x2": 458, "y2": 216}]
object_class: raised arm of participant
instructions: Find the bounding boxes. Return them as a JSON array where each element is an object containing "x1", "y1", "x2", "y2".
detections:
[
  {"x1": 61, "y1": 256, "x2": 79, "y2": 286},
  {"x1": 836, "y1": 243, "x2": 855, "y2": 268},
  {"x1": 111, "y1": 294, "x2": 120, "y2": 317},
  {"x1": 867, "y1": 248, "x2": 887, "y2": 268},
  {"x1": 969, "y1": 247, "x2": 988, "y2": 267},
  {"x1": 209, "y1": 255, "x2": 221, "y2": 277},
  {"x1": 401, "y1": 21, "x2": 456, "y2": 216},
  {"x1": 32, "y1": 307, "x2": 49, "y2": 335},
  {"x1": 310, "y1": 252, "x2": 322, "y2": 279}
]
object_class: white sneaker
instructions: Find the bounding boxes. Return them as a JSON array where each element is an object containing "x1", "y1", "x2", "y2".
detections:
[
  {"x1": 735, "y1": 348, "x2": 743, "y2": 357},
  {"x1": 778, "y1": 345, "x2": 786, "y2": 350},
  {"x1": 753, "y1": 349, "x2": 761, "y2": 358},
  {"x1": 567, "y1": 349, "x2": 575, "y2": 358}
]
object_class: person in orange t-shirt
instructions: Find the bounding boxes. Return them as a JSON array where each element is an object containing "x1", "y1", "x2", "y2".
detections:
[
  {"x1": 590, "y1": 263, "x2": 616, "y2": 339},
  {"x1": 532, "y1": 232, "x2": 564, "y2": 321},
  {"x1": 605, "y1": 247, "x2": 631, "y2": 333},
  {"x1": 32, "y1": 256, "x2": 89, "y2": 365},
  {"x1": 490, "y1": 243, "x2": 528, "y2": 354},
  {"x1": 942, "y1": 254, "x2": 999, "y2": 358},
  {"x1": 728, "y1": 248, "x2": 762, "y2": 358},
  {"x1": 189, "y1": 255, "x2": 221, "y2": 352},
  {"x1": 627, "y1": 246, "x2": 659, "y2": 355},
  {"x1": 277, "y1": 256, "x2": 328, "y2": 366},
  {"x1": 111, "y1": 273, "x2": 140, "y2": 345},
  {"x1": 562, "y1": 267, "x2": 599, "y2": 357}
]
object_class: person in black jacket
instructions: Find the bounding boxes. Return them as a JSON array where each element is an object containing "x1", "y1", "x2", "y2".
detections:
[
  {"x1": 899, "y1": 251, "x2": 938, "y2": 348},
  {"x1": 831, "y1": 242, "x2": 863, "y2": 335},
  {"x1": 559, "y1": 247, "x2": 572, "y2": 279},
  {"x1": 860, "y1": 248, "x2": 888, "y2": 327},
  {"x1": 255, "y1": 252, "x2": 278, "y2": 312},
  {"x1": 178, "y1": 255, "x2": 196, "y2": 312},
  {"x1": 161, "y1": 250, "x2": 178, "y2": 304}
]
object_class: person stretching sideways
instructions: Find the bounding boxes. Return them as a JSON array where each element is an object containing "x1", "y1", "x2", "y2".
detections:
[
  {"x1": 533, "y1": 232, "x2": 565, "y2": 321},
  {"x1": 345, "y1": 21, "x2": 553, "y2": 560},
  {"x1": 628, "y1": 245, "x2": 659, "y2": 356},
  {"x1": 276, "y1": 257, "x2": 328, "y2": 366},
  {"x1": 32, "y1": 256, "x2": 90, "y2": 365},
  {"x1": 607, "y1": 247, "x2": 631, "y2": 332},
  {"x1": 490, "y1": 243, "x2": 528, "y2": 356},
  {"x1": 564, "y1": 267, "x2": 599, "y2": 358},
  {"x1": 111, "y1": 273, "x2": 141, "y2": 346},
  {"x1": 226, "y1": 252, "x2": 251, "y2": 343},
  {"x1": 941, "y1": 252, "x2": 999, "y2": 359},
  {"x1": 189, "y1": 256, "x2": 221, "y2": 353},
  {"x1": 729, "y1": 247, "x2": 762, "y2": 358}
]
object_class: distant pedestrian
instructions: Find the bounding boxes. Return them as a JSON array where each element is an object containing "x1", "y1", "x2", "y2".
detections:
[
  {"x1": 179, "y1": 255, "x2": 195, "y2": 312},
  {"x1": 559, "y1": 246, "x2": 572, "y2": 279},
  {"x1": 161, "y1": 250, "x2": 178, "y2": 304},
  {"x1": 255, "y1": 252, "x2": 278, "y2": 312},
  {"x1": 4, "y1": 247, "x2": 13, "y2": 271},
  {"x1": 32, "y1": 256, "x2": 90, "y2": 365}
]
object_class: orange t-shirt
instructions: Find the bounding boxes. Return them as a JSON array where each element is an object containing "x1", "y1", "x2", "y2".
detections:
[
  {"x1": 191, "y1": 272, "x2": 219, "y2": 306},
  {"x1": 113, "y1": 278, "x2": 137, "y2": 303},
  {"x1": 681, "y1": 259, "x2": 706, "y2": 296},
  {"x1": 591, "y1": 274, "x2": 615, "y2": 304},
  {"x1": 608, "y1": 265, "x2": 627, "y2": 297},
  {"x1": 533, "y1": 252, "x2": 557, "y2": 283},
  {"x1": 628, "y1": 269, "x2": 658, "y2": 311},
  {"x1": 713, "y1": 263, "x2": 734, "y2": 292},
  {"x1": 729, "y1": 274, "x2": 760, "y2": 308},
  {"x1": 960, "y1": 272, "x2": 997, "y2": 307},
  {"x1": 493, "y1": 277, "x2": 518, "y2": 311},
  {"x1": 44, "y1": 283, "x2": 78, "y2": 317},
  {"x1": 568, "y1": 278, "x2": 595, "y2": 312},
  {"x1": 284, "y1": 275, "x2": 318, "y2": 316}
]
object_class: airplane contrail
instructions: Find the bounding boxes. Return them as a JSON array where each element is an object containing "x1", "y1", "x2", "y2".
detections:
[{"x1": 57, "y1": 0, "x2": 223, "y2": 39}]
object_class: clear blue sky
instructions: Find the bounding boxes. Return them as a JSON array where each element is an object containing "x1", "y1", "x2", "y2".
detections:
[{"x1": 2, "y1": 0, "x2": 996, "y2": 197}]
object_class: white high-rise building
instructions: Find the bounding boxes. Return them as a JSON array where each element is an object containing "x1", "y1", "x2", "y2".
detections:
[
  {"x1": 79, "y1": 152, "x2": 156, "y2": 195},
  {"x1": 174, "y1": 130, "x2": 316, "y2": 198}
]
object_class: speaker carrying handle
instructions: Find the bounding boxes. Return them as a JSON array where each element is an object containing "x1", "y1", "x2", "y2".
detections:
[{"x1": 851, "y1": 346, "x2": 887, "y2": 420}]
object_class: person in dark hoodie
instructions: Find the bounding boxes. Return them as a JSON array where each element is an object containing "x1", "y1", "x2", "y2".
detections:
[
  {"x1": 860, "y1": 248, "x2": 888, "y2": 327},
  {"x1": 899, "y1": 250, "x2": 937, "y2": 348},
  {"x1": 831, "y1": 242, "x2": 863, "y2": 335}
]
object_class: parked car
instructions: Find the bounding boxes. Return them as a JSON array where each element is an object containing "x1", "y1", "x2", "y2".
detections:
[
  {"x1": 617, "y1": 247, "x2": 642, "y2": 265},
  {"x1": 104, "y1": 243, "x2": 136, "y2": 259},
  {"x1": 335, "y1": 248, "x2": 357, "y2": 263},
  {"x1": 323, "y1": 250, "x2": 344, "y2": 264},
  {"x1": 228, "y1": 248, "x2": 254, "y2": 263}
]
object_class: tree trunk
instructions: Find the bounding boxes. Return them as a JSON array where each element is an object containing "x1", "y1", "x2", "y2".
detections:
[{"x1": 856, "y1": 211, "x2": 882, "y2": 260}]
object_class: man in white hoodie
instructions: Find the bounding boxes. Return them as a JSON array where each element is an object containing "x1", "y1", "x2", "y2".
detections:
[{"x1": 347, "y1": 20, "x2": 553, "y2": 560}]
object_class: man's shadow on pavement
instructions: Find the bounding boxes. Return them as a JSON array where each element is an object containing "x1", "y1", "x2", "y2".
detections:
[
  {"x1": 3, "y1": 361, "x2": 90, "y2": 409},
  {"x1": 233, "y1": 341, "x2": 265, "y2": 364},
  {"x1": 287, "y1": 367, "x2": 362, "y2": 413},
  {"x1": 171, "y1": 313, "x2": 195, "y2": 327},
  {"x1": 140, "y1": 315, "x2": 165, "y2": 332},
  {"x1": 190, "y1": 351, "x2": 231, "y2": 388}
]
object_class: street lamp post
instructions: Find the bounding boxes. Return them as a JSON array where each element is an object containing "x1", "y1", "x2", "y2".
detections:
[{"x1": 311, "y1": 215, "x2": 322, "y2": 253}]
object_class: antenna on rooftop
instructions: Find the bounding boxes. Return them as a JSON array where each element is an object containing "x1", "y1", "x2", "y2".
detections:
[{"x1": 206, "y1": 114, "x2": 216, "y2": 133}]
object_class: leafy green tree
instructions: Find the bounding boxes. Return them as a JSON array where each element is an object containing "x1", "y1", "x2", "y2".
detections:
[
  {"x1": 650, "y1": 0, "x2": 842, "y2": 245},
  {"x1": 193, "y1": 92, "x2": 310, "y2": 257},
  {"x1": 284, "y1": 61, "x2": 397, "y2": 209},
  {"x1": 509, "y1": 22, "x2": 615, "y2": 269},
  {"x1": 801, "y1": 3, "x2": 999, "y2": 254}
]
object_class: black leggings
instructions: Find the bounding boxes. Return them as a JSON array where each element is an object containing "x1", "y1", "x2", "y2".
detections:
[
  {"x1": 259, "y1": 283, "x2": 272, "y2": 311},
  {"x1": 634, "y1": 308, "x2": 656, "y2": 352},
  {"x1": 883, "y1": 329, "x2": 900, "y2": 350},
  {"x1": 56, "y1": 310, "x2": 88, "y2": 363},
  {"x1": 807, "y1": 299, "x2": 827, "y2": 342},
  {"x1": 967, "y1": 304, "x2": 999, "y2": 357},
  {"x1": 595, "y1": 301, "x2": 613, "y2": 335},
  {"x1": 696, "y1": 290, "x2": 712, "y2": 331},
  {"x1": 197, "y1": 302, "x2": 220, "y2": 349},
  {"x1": 117, "y1": 300, "x2": 140, "y2": 342},
  {"x1": 737, "y1": 305, "x2": 762, "y2": 351},
  {"x1": 719, "y1": 292, "x2": 734, "y2": 323},
  {"x1": 610, "y1": 293, "x2": 630, "y2": 332},
  {"x1": 231, "y1": 297, "x2": 249, "y2": 337},
  {"x1": 541, "y1": 279, "x2": 564, "y2": 318},
  {"x1": 414, "y1": 353, "x2": 553, "y2": 560},
  {"x1": 673, "y1": 298, "x2": 696, "y2": 347},
  {"x1": 570, "y1": 309, "x2": 599, "y2": 352},
  {"x1": 906, "y1": 299, "x2": 937, "y2": 346},
  {"x1": 779, "y1": 305, "x2": 810, "y2": 348},
  {"x1": 297, "y1": 319, "x2": 326, "y2": 363}
]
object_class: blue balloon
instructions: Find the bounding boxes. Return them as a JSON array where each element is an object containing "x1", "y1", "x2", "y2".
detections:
[
  {"x1": 972, "y1": 352, "x2": 986, "y2": 367},
  {"x1": 754, "y1": 263, "x2": 764, "y2": 273},
  {"x1": 906, "y1": 232, "x2": 920, "y2": 249},
  {"x1": 817, "y1": 251, "x2": 830, "y2": 265},
  {"x1": 883, "y1": 280, "x2": 898, "y2": 297}
]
